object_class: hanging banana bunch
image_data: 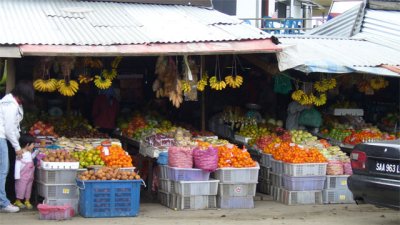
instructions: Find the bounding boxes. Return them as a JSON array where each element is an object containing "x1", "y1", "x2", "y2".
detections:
[
  {"x1": 225, "y1": 55, "x2": 244, "y2": 88},
  {"x1": 57, "y1": 79, "x2": 79, "y2": 97},
  {"x1": 209, "y1": 56, "x2": 226, "y2": 91},
  {"x1": 313, "y1": 93, "x2": 327, "y2": 106},
  {"x1": 314, "y1": 78, "x2": 336, "y2": 92},
  {"x1": 181, "y1": 80, "x2": 192, "y2": 93},
  {"x1": 34, "y1": 78, "x2": 58, "y2": 92},
  {"x1": 101, "y1": 57, "x2": 122, "y2": 81},
  {"x1": 78, "y1": 74, "x2": 93, "y2": 84},
  {"x1": 197, "y1": 73, "x2": 208, "y2": 91},
  {"x1": 370, "y1": 77, "x2": 388, "y2": 90},
  {"x1": 94, "y1": 75, "x2": 112, "y2": 90},
  {"x1": 291, "y1": 90, "x2": 305, "y2": 101}
]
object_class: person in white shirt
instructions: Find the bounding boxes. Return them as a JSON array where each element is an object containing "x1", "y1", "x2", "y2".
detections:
[{"x1": 0, "y1": 80, "x2": 34, "y2": 213}]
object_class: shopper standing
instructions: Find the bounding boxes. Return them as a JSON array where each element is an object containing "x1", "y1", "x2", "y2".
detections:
[
  {"x1": 92, "y1": 87, "x2": 120, "y2": 136},
  {"x1": 0, "y1": 80, "x2": 34, "y2": 213}
]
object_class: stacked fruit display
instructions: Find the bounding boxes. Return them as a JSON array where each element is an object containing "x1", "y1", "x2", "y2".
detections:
[
  {"x1": 237, "y1": 124, "x2": 269, "y2": 145},
  {"x1": 290, "y1": 130, "x2": 318, "y2": 144},
  {"x1": 265, "y1": 141, "x2": 327, "y2": 164},
  {"x1": 122, "y1": 115, "x2": 147, "y2": 138},
  {"x1": 98, "y1": 144, "x2": 133, "y2": 168},
  {"x1": 217, "y1": 145, "x2": 256, "y2": 168},
  {"x1": 72, "y1": 148, "x2": 105, "y2": 168},
  {"x1": 78, "y1": 167, "x2": 140, "y2": 181},
  {"x1": 42, "y1": 150, "x2": 77, "y2": 162},
  {"x1": 343, "y1": 129, "x2": 396, "y2": 145},
  {"x1": 29, "y1": 121, "x2": 58, "y2": 137},
  {"x1": 326, "y1": 128, "x2": 353, "y2": 142}
]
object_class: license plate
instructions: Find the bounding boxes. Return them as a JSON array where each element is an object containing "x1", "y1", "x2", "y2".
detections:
[{"x1": 375, "y1": 162, "x2": 400, "y2": 174}]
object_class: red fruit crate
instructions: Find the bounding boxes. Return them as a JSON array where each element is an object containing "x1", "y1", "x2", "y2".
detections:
[{"x1": 38, "y1": 204, "x2": 74, "y2": 220}]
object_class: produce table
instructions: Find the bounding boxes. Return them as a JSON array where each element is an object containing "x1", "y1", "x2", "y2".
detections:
[{"x1": 112, "y1": 133, "x2": 140, "y2": 154}]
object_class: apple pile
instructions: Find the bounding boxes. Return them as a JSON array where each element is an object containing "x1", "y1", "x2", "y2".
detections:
[{"x1": 29, "y1": 121, "x2": 58, "y2": 137}]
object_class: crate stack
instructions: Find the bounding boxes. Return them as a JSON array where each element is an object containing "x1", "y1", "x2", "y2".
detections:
[
  {"x1": 36, "y1": 167, "x2": 79, "y2": 213},
  {"x1": 323, "y1": 175, "x2": 355, "y2": 204},
  {"x1": 277, "y1": 162, "x2": 327, "y2": 205},
  {"x1": 213, "y1": 164, "x2": 259, "y2": 209},
  {"x1": 157, "y1": 165, "x2": 219, "y2": 210},
  {"x1": 257, "y1": 153, "x2": 272, "y2": 195},
  {"x1": 270, "y1": 159, "x2": 284, "y2": 201}
]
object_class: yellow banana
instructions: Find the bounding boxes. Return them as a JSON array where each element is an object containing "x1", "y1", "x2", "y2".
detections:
[{"x1": 94, "y1": 75, "x2": 112, "y2": 89}]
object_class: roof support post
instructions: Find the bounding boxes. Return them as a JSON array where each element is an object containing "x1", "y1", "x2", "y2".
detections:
[{"x1": 5, "y1": 59, "x2": 15, "y2": 94}]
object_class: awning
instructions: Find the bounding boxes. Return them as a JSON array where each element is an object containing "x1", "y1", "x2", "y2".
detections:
[
  {"x1": 19, "y1": 40, "x2": 281, "y2": 57},
  {"x1": 276, "y1": 37, "x2": 400, "y2": 77},
  {"x1": 0, "y1": 47, "x2": 21, "y2": 58}
]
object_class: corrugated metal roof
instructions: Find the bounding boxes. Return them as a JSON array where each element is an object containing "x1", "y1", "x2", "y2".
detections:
[
  {"x1": 0, "y1": 0, "x2": 269, "y2": 46},
  {"x1": 276, "y1": 36, "x2": 400, "y2": 72},
  {"x1": 306, "y1": 3, "x2": 364, "y2": 37}
]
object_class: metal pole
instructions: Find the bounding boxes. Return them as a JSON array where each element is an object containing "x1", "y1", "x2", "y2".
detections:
[
  {"x1": 200, "y1": 55, "x2": 206, "y2": 131},
  {"x1": 6, "y1": 59, "x2": 15, "y2": 93}
]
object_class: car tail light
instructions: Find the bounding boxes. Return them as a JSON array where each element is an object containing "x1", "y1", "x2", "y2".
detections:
[{"x1": 351, "y1": 150, "x2": 367, "y2": 170}]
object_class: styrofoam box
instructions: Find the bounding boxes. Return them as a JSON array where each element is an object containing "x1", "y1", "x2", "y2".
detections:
[
  {"x1": 281, "y1": 189, "x2": 323, "y2": 205},
  {"x1": 158, "y1": 165, "x2": 169, "y2": 179},
  {"x1": 260, "y1": 153, "x2": 272, "y2": 168},
  {"x1": 169, "y1": 194, "x2": 217, "y2": 210},
  {"x1": 234, "y1": 134, "x2": 251, "y2": 144},
  {"x1": 40, "y1": 160, "x2": 79, "y2": 170},
  {"x1": 282, "y1": 175, "x2": 326, "y2": 191},
  {"x1": 213, "y1": 163, "x2": 259, "y2": 183},
  {"x1": 283, "y1": 163, "x2": 327, "y2": 177},
  {"x1": 217, "y1": 196, "x2": 254, "y2": 209},
  {"x1": 270, "y1": 172, "x2": 283, "y2": 187},
  {"x1": 218, "y1": 183, "x2": 257, "y2": 197},
  {"x1": 324, "y1": 175, "x2": 350, "y2": 190},
  {"x1": 271, "y1": 159, "x2": 284, "y2": 174},
  {"x1": 159, "y1": 178, "x2": 174, "y2": 193},
  {"x1": 158, "y1": 190, "x2": 171, "y2": 207},
  {"x1": 37, "y1": 168, "x2": 78, "y2": 184},
  {"x1": 44, "y1": 198, "x2": 79, "y2": 215},
  {"x1": 174, "y1": 180, "x2": 219, "y2": 196},
  {"x1": 37, "y1": 182, "x2": 78, "y2": 199},
  {"x1": 323, "y1": 189, "x2": 355, "y2": 204},
  {"x1": 258, "y1": 166, "x2": 271, "y2": 181},
  {"x1": 333, "y1": 108, "x2": 364, "y2": 116},
  {"x1": 256, "y1": 179, "x2": 271, "y2": 195}
]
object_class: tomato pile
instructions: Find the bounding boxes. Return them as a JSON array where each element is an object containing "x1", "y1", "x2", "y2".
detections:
[
  {"x1": 98, "y1": 144, "x2": 133, "y2": 168},
  {"x1": 217, "y1": 145, "x2": 256, "y2": 168}
]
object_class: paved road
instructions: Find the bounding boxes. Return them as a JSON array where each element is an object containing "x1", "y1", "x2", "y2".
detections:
[{"x1": 1, "y1": 200, "x2": 399, "y2": 225}]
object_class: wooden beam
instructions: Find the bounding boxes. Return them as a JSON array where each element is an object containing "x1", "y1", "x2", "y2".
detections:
[{"x1": 5, "y1": 59, "x2": 15, "y2": 94}]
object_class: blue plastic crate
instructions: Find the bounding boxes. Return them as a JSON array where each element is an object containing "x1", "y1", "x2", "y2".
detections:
[
  {"x1": 157, "y1": 152, "x2": 168, "y2": 165},
  {"x1": 76, "y1": 179, "x2": 143, "y2": 218}
]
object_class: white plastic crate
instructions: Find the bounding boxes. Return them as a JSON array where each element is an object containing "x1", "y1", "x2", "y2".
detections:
[
  {"x1": 282, "y1": 175, "x2": 326, "y2": 191},
  {"x1": 258, "y1": 166, "x2": 271, "y2": 181},
  {"x1": 218, "y1": 183, "x2": 257, "y2": 197},
  {"x1": 158, "y1": 165, "x2": 169, "y2": 179},
  {"x1": 324, "y1": 175, "x2": 350, "y2": 190},
  {"x1": 271, "y1": 186, "x2": 283, "y2": 201},
  {"x1": 257, "y1": 179, "x2": 271, "y2": 195},
  {"x1": 323, "y1": 189, "x2": 355, "y2": 204},
  {"x1": 260, "y1": 153, "x2": 272, "y2": 168},
  {"x1": 168, "y1": 166, "x2": 211, "y2": 181},
  {"x1": 158, "y1": 190, "x2": 171, "y2": 207},
  {"x1": 44, "y1": 198, "x2": 79, "y2": 215},
  {"x1": 271, "y1": 159, "x2": 284, "y2": 174},
  {"x1": 283, "y1": 163, "x2": 327, "y2": 177},
  {"x1": 217, "y1": 196, "x2": 254, "y2": 209},
  {"x1": 174, "y1": 180, "x2": 219, "y2": 196},
  {"x1": 281, "y1": 189, "x2": 323, "y2": 205},
  {"x1": 40, "y1": 160, "x2": 79, "y2": 170},
  {"x1": 234, "y1": 134, "x2": 251, "y2": 144},
  {"x1": 169, "y1": 194, "x2": 217, "y2": 210},
  {"x1": 270, "y1": 172, "x2": 283, "y2": 187},
  {"x1": 159, "y1": 179, "x2": 174, "y2": 193},
  {"x1": 37, "y1": 181, "x2": 78, "y2": 199},
  {"x1": 213, "y1": 164, "x2": 259, "y2": 183},
  {"x1": 37, "y1": 168, "x2": 78, "y2": 184}
]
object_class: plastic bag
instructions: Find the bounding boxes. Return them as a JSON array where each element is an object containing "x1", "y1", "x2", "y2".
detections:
[
  {"x1": 298, "y1": 108, "x2": 322, "y2": 128},
  {"x1": 327, "y1": 160, "x2": 344, "y2": 175},
  {"x1": 274, "y1": 73, "x2": 292, "y2": 94},
  {"x1": 343, "y1": 161, "x2": 353, "y2": 175},
  {"x1": 168, "y1": 146, "x2": 193, "y2": 168},
  {"x1": 193, "y1": 147, "x2": 218, "y2": 172}
]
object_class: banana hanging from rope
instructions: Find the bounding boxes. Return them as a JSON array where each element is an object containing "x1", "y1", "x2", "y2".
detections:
[
  {"x1": 101, "y1": 68, "x2": 117, "y2": 80},
  {"x1": 291, "y1": 90, "x2": 305, "y2": 101},
  {"x1": 111, "y1": 56, "x2": 123, "y2": 68},
  {"x1": 225, "y1": 75, "x2": 243, "y2": 88},
  {"x1": 181, "y1": 80, "x2": 192, "y2": 93},
  {"x1": 57, "y1": 79, "x2": 79, "y2": 96},
  {"x1": 78, "y1": 74, "x2": 94, "y2": 84},
  {"x1": 33, "y1": 79, "x2": 58, "y2": 92},
  {"x1": 94, "y1": 75, "x2": 112, "y2": 89},
  {"x1": 209, "y1": 76, "x2": 226, "y2": 91},
  {"x1": 197, "y1": 74, "x2": 208, "y2": 92}
]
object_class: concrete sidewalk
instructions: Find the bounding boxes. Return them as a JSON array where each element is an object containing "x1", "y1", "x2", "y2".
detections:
[{"x1": 1, "y1": 200, "x2": 399, "y2": 225}]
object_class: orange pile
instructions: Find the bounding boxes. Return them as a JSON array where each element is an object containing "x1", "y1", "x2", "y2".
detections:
[
  {"x1": 99, "y1": 144, "x2": 133, "y2": 168},
  {"x1": 217, "y1": 145, "x2": 256, "y2": 168},
  {"x1": 265, "y1": 141, "x2": 327, "y2": 164}
]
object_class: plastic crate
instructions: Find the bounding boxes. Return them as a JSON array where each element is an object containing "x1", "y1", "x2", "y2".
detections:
[
  {"x1": 37, "y1": 182, "x2": 78, "y2": 199},
  {"x1": 38, "y1": 204, "x2": 74, "y2": 220},
  {"x1": 37, "y1": 168, "x2": 78, "y2": 184},
  {"x1": 271, "y1": 159, "x2": 284, "y2": 174},
  {"x1": 158, "y1": 165, "x2": 169, "y2": 179},
  {"x1": 212, "y1": 164, "x2": 259, "y2": 183},
  {"x1": 157, "y1": 152, "x2": 168, "y2": 165},
  {"x1": 218, "y1": 183, "x2": 257, "y2": 197},
  {"x1": 158, "y1": 190, "x2": 171, "y2": 207},
  {"x1": 271, "y1": 186, "x2": 283, "y2": 201},
  {"x1": 169, "y1": 194, "x2": 217, "y2": 210},
  {"x1": 159, "y1": 178, "x2": 174, "y2": 192},
  {"x1": 168, "y1": 166, "x2": 210, "y2": 181},
  {"x1": 258, "y1": 166, "x2": 271, "y2": 181},
  {"x1": 281, "y1": 189, "x2": 323, "y2": 205},
  {"x1": 77, "y1": 179, "x2": 142, "y2": 218},
  {"x1": 270, "y1": 172, "x2": 283, "y2": 187},
  {"x1": 40, "y1": 160, "x2": 79, "y2": 170},
  {"x1": 283, "y1": 163, "x2": 327, "y2": 177},
  {"x1": 44, "y1": 198, "x2": 79, "y2": 215},
  {"x1": 323, "y1": 189, "x2": 355, "y2": 204},
  {"x1": 234, "y1": 134, "x2": 251, "y2": 144},
  {"x1": 217, "y1": 196, "x2": 254, "y2": 209},
  {"x1": 174, "y1": 180, "x2": 219, "y2": 196},
  {"x1": 257, "y1": 180, "x2": 271, "y2": 195},
  {"x1": 260, "y1": 153, "x2": 272, "y2": 168},
  {"x1": 324, "y1": 175, "x2": 350, "y2": 190},
  {"x1": 282, "y1": 175, "x2": 326, "y2": 191}
]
